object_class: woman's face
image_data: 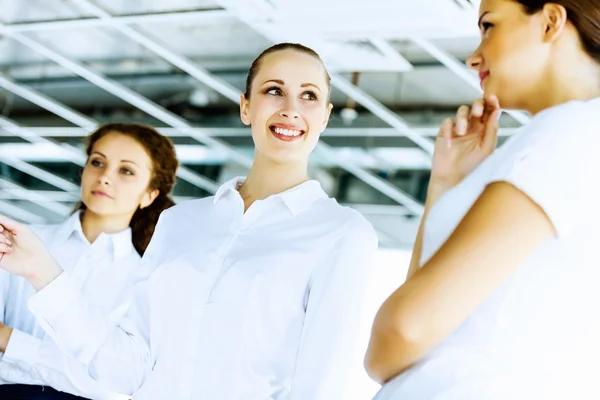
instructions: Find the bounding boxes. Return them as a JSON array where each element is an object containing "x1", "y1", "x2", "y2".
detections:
[
  {"x1": 240, "y1": 49, "x2": 333, "y2": 165},
  {"x1": 467, "y1": 0, "x2": 564, "y2": 111},
  {"x1": 81, "y1": 132, "x2": 158, "y2": 219}
]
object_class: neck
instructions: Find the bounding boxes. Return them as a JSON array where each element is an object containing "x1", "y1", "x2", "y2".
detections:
[
  {"x1": 528, "y1": 59, "x2": 600, "y2": 115},
  {"x1": 238, "y1": 154, "x2": 309, "y2": 211},
  {"x1": 80, "y1": 209, "x2": 132, "y2": 244}
]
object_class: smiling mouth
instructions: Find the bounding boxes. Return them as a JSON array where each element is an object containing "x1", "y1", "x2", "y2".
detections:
[{"x1": 269, "y1": 125, "x2": 306, "y2": 141}]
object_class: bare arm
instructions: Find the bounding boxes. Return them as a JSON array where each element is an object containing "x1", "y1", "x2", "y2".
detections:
[{"x1": 365, "y1": 181, "x2": 555, "y2": 382}]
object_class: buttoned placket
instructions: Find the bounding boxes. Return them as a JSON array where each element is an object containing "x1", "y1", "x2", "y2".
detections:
[{"x1": 185, "y1": 194, "x2": 271, "y2": 400}]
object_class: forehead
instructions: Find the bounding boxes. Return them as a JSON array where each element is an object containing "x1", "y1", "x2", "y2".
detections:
[
  {"x1": 254, "y1": 49, "x2": 327, "y2": 87},
  {"x1": 93, "y1": 132, "x2": 152, "y2": 166},
  {"x1": 479, "y1": 0, "x2": 516, "y2": 14}
]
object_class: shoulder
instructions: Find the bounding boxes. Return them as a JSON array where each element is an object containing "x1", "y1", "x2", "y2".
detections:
[
  {"x1": 28, "y1": 222, "x2": 63, "y2": 242},
  {"x1": 315, "y1": 198, "x2": 378, "y2": 243},
  {"x1": 154, "y1": 197, "x2": 214, "y2": 229}
]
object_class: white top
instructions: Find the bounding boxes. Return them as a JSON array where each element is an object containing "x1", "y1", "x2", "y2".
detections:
[
  {"x1": 375, "y1": 97, "x2": 600, "y2": 400},
  {"x1": 28, "y1": 178, "x2": 379, "y2": 400},
  {"x1": 0, "y1": 212, "x2": 139, "y2": 400}
]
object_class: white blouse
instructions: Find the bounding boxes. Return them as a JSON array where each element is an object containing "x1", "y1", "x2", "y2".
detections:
[
  {"x1": 0, "y1": 212, "x2": 139, "y2": 400},
  {"x1": 375, "y1": 97, "x2": 600, "y2": 400},
  {"x1": 28, "y1": 178, "x2": 379, "y2": 400}
]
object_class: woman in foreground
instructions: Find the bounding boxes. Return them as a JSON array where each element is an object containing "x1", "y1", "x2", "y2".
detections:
[{"x1": 366, "y1": 0, "x2": 600, "y2": 399}]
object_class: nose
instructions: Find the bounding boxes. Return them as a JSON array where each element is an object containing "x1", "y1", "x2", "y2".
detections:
[
  {"x1": 279, "y1": 98, "x2": 300, "y2": 119},
  {"x1": 466, "y1": 45, "x2": 483, "y2": 71},
  {"x1": 98, "y1": 172, "x2": 112, "y2": 186}
]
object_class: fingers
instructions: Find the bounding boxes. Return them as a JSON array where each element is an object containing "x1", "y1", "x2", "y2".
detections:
[
  {"x1": 454, "y1": 105, "x2": 470, "y2": 136},
  {"x1": 0, "y1": 214, "x2": 21, "y2": 235},
  {"x1": 438, "y1": 118, "x2": 454, "y2": 148},
  {"x1": 0, "y1": 243, "x2": 12, "y2": 254},
  {"x1": 0, "y1": 233, "x2": 12, "y2": 246}
]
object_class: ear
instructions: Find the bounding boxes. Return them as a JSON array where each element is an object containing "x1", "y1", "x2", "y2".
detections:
[
  {"x1": 541, "y1": 3, "x2": 568, "y2": 43},
  {"x1": 240, "y1": 93, "x2": 251, "y2": 126},
  {"x1": 140, "y1": 189, "x2": 160, "y2": 209},
  {"x1": 319, "y1": 103, "x2": 334, "y2": 133}
]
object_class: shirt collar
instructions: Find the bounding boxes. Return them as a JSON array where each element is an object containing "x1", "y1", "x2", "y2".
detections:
[
  {"x1": 52, "y1": 211, "x2": 135, "y2": 261},
  {"x1": 213, "y1": 176, "x2": 328, "y2": 216}
]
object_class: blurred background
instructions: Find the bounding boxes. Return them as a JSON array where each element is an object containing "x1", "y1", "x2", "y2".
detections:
[{"x1": 0, "y1": 1, "x2": 531, "y2": 397}]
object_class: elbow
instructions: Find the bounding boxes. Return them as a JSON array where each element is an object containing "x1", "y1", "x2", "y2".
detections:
[{"x1": 364, "y1": 307, "x2": 426, "y2": 384}]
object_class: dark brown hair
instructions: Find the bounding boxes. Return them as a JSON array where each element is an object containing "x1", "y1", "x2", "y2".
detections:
[
  {"x1": 244, "y1": 42, "x2": 332, "y2": 101},
  {"x1": 75, "y1": 122, "x2": 178, "y2": 256},
  {"x1": 516, "y1": 1, "x2": 600, "y2": 62}
]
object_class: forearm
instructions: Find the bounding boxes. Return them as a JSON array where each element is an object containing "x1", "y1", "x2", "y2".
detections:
[
  {"x1": 406, "y1": 180, "x2": 456, "y2": 280},
  {"x1": 28, "y1": 273, "x2": 150, "y2": 394}
]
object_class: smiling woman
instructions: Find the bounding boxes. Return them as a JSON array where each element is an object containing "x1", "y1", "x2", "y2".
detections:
[{"x1": 0, "y1": 43, "x2": 378, "y2": 400}]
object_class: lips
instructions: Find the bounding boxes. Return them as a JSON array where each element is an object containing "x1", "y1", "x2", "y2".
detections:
[
  {"x1": 269, "y1": 124, "x2": 306, "y2": 142},
  {"x1": 479, "y1": 70, "x2": 490, "y2": 85},
  {"x1": 91, "y1": 190, "x2": 112, "y2": 199}
]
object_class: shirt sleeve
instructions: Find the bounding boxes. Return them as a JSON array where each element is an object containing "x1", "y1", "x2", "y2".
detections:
[
  {"x1": 25, "y1": 210, "x2": 171, "y2": 395},
  {"x1": 490, "y1": 101, "x2": 600, "y2": 238},
  {"x1": 289, "y1": 217, "x2": 379, "y2": 400}
]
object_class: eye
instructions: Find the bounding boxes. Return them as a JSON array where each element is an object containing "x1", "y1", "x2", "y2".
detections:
[
  {"x1": 301, "y1": 91, "x2": 318, "y2": 101},
  {"x1": 120, "y1": 168, "x2": 134, "y2": 176},
  {"x1": 90, "y1": 159, "x2": 103, "y2": 167},
  {"x1": 265, "y1": 87, "x2": 283, "y2": 96},
  {"x1": 481, "y1": 22, "x2": 493, "y2": 33}
]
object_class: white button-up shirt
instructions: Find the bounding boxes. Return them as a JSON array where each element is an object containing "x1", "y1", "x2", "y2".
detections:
[
  {"x1": 28, "y1": 178, "x2": 378, "y2": 400},
  {"x1": 0, "y1": 212, "x2": 138, "y2": 400}
]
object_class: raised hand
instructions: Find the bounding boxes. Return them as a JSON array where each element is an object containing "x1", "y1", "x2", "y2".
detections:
[
  {"x1": 430, "y1": 95, "x2": 501, "y2": 188},
  {"x1": 0, "y1": 214, "x2": 63, "y2": 291}
]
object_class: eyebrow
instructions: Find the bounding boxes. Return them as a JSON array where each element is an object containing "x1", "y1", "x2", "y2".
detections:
[
  {"x1": 262, "y1": 79, "x2": 322, "y2": 92},
  {"x1": 91, "y1": 151, "x2": 140, "y2": 167},
  {"x1": 478, "y1": 11, "x2": 489, "y2": 29}
]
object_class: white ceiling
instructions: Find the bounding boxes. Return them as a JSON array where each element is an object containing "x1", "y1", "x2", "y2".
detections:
[{"x1": 0, "y1": 0, "x2": 528, "y2": 248}]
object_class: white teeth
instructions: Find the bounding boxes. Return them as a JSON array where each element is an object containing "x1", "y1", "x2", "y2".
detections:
[{"x1": 273, "y1": 127, "x2": 302, "y2": 137}]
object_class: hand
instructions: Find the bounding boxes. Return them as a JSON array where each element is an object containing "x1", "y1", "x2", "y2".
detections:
[
  {"x1": 0, "y1": 215, "x2": 63, "y2": 291},
  {"x1": 430, "y1": 96, "x2": 501, "y2": 189},
  {"x1": 0, "y1": 322, "x2": 12, "y2": 353}
]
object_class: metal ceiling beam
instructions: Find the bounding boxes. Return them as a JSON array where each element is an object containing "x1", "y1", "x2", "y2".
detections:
[
  {"x1": 0, "y1": 177, "x2": 71, "y2": 217},
  {"x1": 3, "y1": 31, "x2": 252, "y2": 173},
  {"x1": 0, "y1": 199, "x2": 45, "y2": 224},
  {"x1": 0, "y1": 155, "x2": 79, "y2": 192},
  {"x1": 411, "y1": 37, "x2": 531, "y2": 125},
  {"x1": 0, "y1": 10, "x2": 230, "y2": 33},
  {"x1": 63, "y1": 0, "x2": 424, "y2": 213},
  {"x1": 69, "y1": 0, "x2": 240, "y2": 103},
  {"x1": 0, "y1": 61, "x2": 220, "y2": 194}
]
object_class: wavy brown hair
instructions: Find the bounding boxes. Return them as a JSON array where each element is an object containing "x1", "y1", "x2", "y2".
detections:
[{"x1": 75, "y1": 123, "x2": 178, "y2": 255}]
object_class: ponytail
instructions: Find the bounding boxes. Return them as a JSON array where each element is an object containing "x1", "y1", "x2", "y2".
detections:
[{"x1": 130, "y1": 192, "x2": 175, "y2": 255}]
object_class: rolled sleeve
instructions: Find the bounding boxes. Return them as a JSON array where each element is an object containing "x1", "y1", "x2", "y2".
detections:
[{"x1": 490, "y1": 100, "x2": 600, "y2": 238}]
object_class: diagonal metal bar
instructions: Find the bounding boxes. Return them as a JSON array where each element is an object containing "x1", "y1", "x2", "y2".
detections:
[
  {"x1": 70, "y1": 0, "x2": 240, "y2": 103},
  {"x1": 411, "y1": 36, "x2": 531, "y2": 125},
  {"x1": 1, "y1": 10, "x2": 230, "y2": 33},
  {"x1": 0, "y1": 155, "x2": 79, "y2": 192},
  {"x1": 67, "y1": 0, "x2": 423, "y2": 213},
  {"x1": 0, "y1": 74, "x2": 96, "y2": 129},
  {"x1": 0, "y1": 116, "x2": 87, "y2": 165},
  {"x1": 0, "y1": 199, "x2": 46, "y2": 224},
  {"x1": 0, "y1": 177, "x2": 71, "y2": 216},
  {"x1": 0, "y1": 75, "x2": 219, "y2": 193},
  {"x1": 4, "y1": 30, "x2": 252, "y2": 171}
]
